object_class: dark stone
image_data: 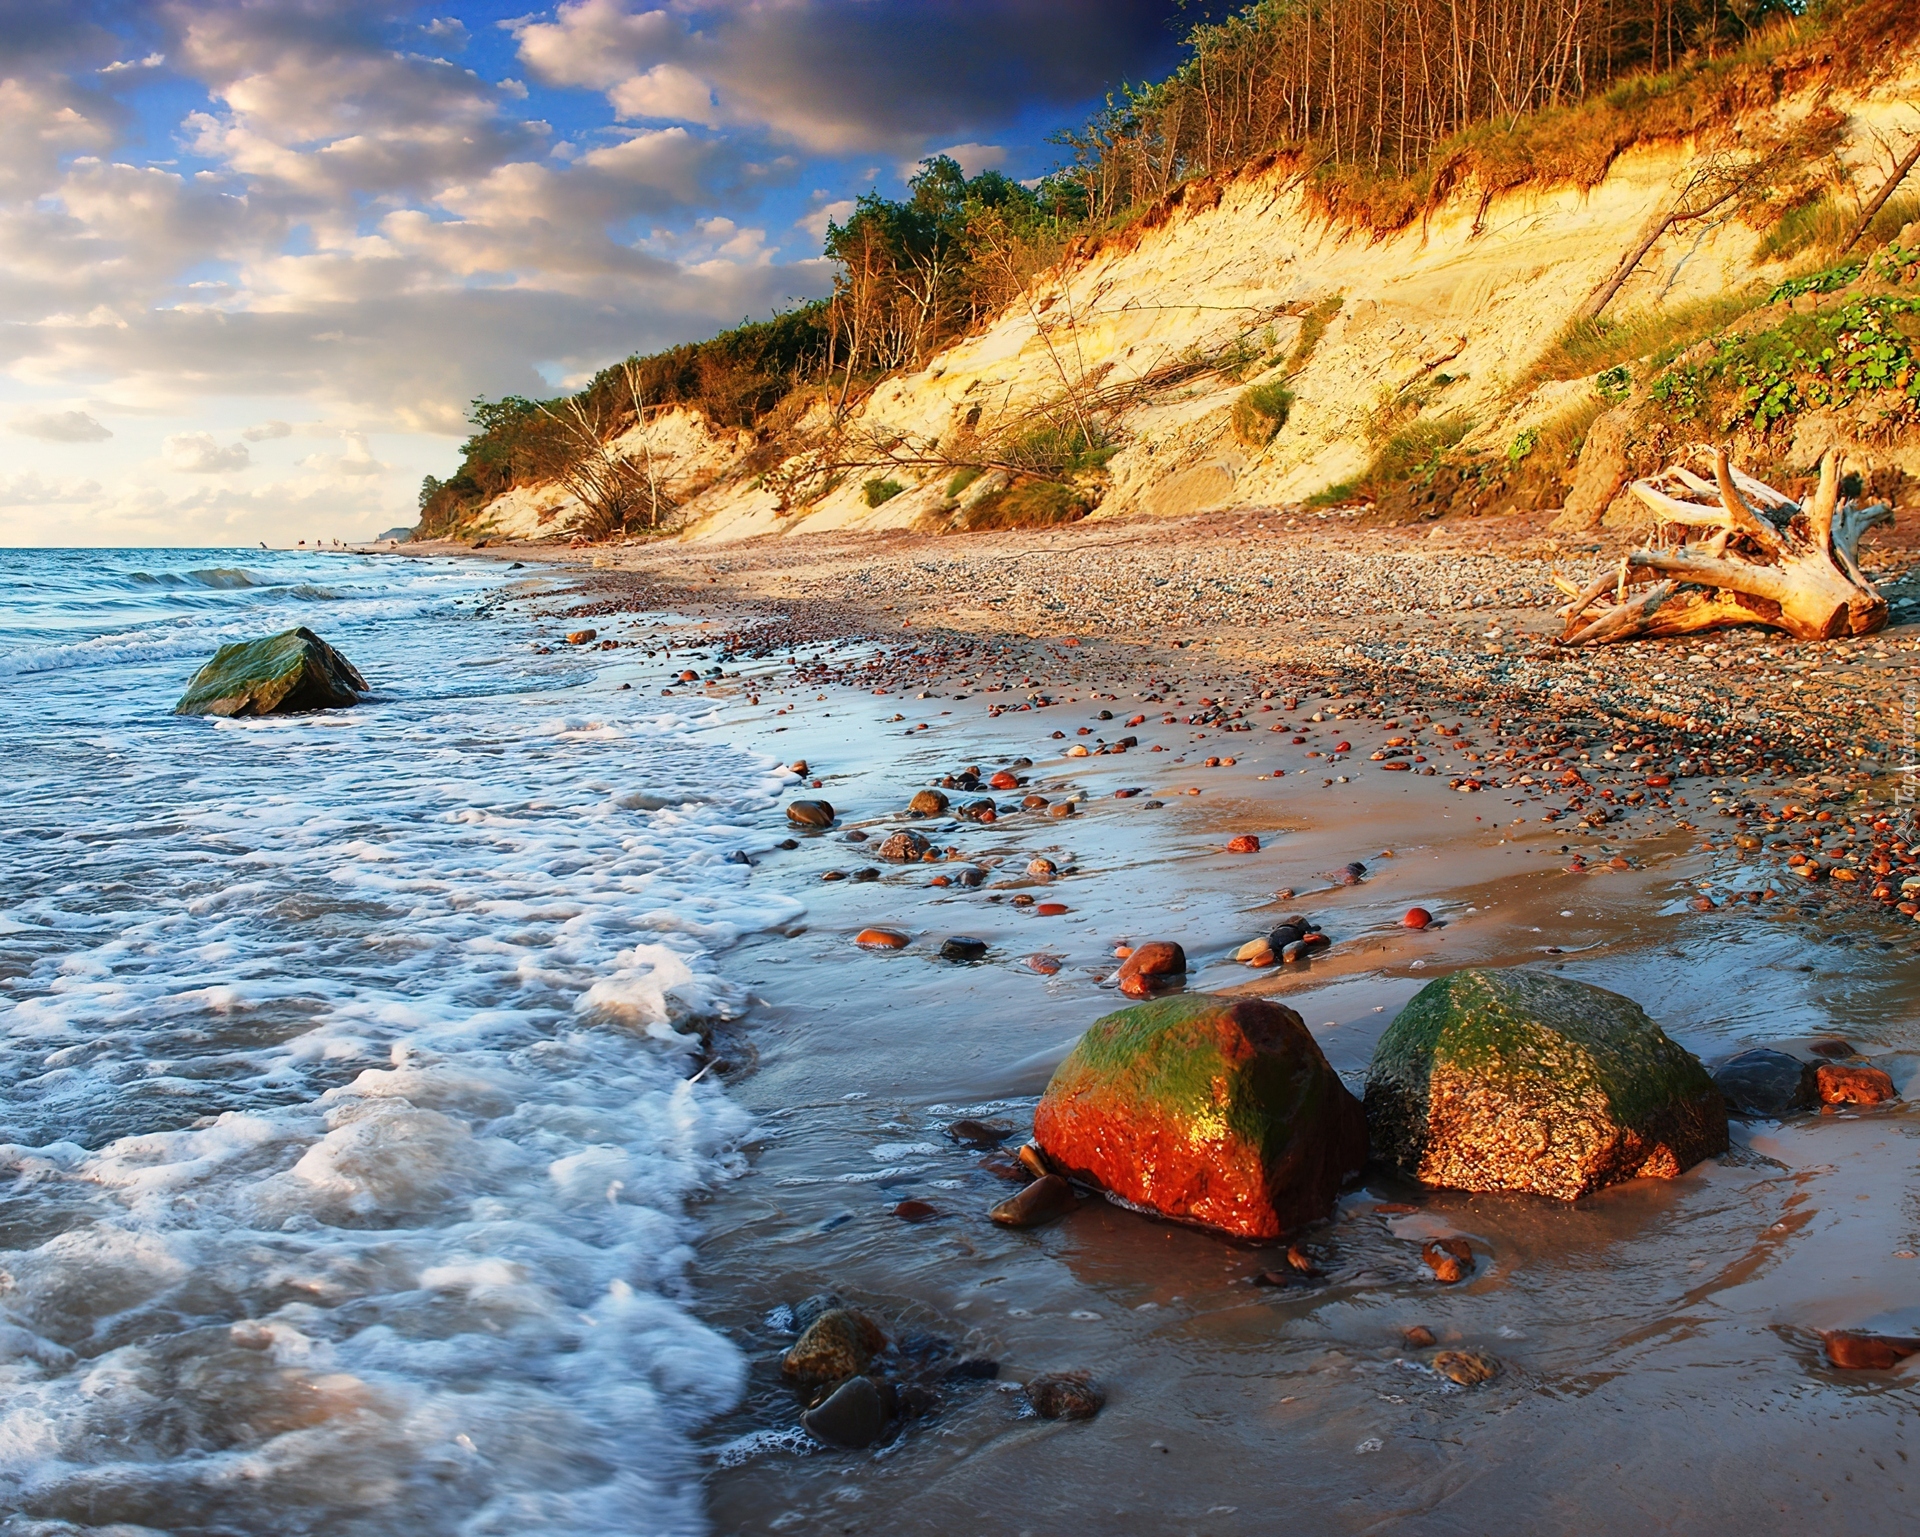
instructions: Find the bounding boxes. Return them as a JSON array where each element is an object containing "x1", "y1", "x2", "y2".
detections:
[
  {"x1": 1025, "y1": 1372, "x2": 1104, "y2": 1420},
  {"x1": 801, "y1": 1375, "x2": 896, "y2": 1448},
  {"x1": 1713, "y1": 1048, "x2": 1817, "y2": 1117},
  {"x1": 947, "y1": 1119, "x2": 1013, "y2": 1146},
  {"x1": 175, "y1": 627, "x2": 367, "y2": 717},
  {"x1": 941, "y1": 936, "x2": 988, "y2": 962},
  {"x1": 989, "y1": 1174, "x2": 1076, "y2": 1228},
  {"x1": 944, "y1": 1357, "x2": 1000, "y2": 1381}
]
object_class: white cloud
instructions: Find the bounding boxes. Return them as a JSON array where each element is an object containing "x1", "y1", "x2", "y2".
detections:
[
  {"x1": 241, "y1": 419, "x2": 293, "y2": 441},
  {"x1": 796, "y1": 197, "x2": 856, "y2": 242},
  {"x1": 301, "y1": 431, "x2": 387, "y2": 477},
  {"x1": 12, "y1": 408, "x2": 112, "y2": 442},
  {"x1": 917, "y1": 142, "x2": 1007, "y2": 178},
  {"x1": 163, "y1": 433, "x2": 252, "y2": 473},
  {"x1": 0, "y1": 472, "x2": 104, "y2": 507}
]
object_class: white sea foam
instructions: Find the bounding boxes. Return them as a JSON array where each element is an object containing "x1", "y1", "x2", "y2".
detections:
[{"x1": 0, "y1": 548, "x2": 795, "y2": 1534}]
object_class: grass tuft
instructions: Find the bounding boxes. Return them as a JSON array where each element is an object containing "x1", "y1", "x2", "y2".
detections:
[
  {"x1": 863, "y1": 478, "x2": 906, "y2": 507},
  {"x1": 1231, "y1": 382, "x2": 1295, "y2": 447},
  {"x1": 1524, "y1": 294, "x2": 1762, "y2": 389}
]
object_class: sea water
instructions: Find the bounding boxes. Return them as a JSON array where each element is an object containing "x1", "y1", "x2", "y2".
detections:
[{"x1": 0, "y1": 550, "x2": 795, "y2": 1534}]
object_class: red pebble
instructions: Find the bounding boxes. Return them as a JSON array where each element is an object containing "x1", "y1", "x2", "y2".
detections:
[
  {"x1": 990, "y1": 770, "x2": 1019, "y2": 790},
  {"x1": 1225, "y1": 834, "x2": 1260, "y2": 853},
  {"x1": 1402, "y1": 907, "x2": 1433, "y2": 929},
  {"x1": 1036, "y1": 902, "x2": 1069, "y2": 916},
  {"x1": 893, "y1": 1200, "x2": 938, "y2": 1222},
  {"x1": 1334, "y1": 741, "x2": 1351, "y2": 753},
  {"x1": 1027, "y1": 953, "x2": 1062, "y2": 975}
]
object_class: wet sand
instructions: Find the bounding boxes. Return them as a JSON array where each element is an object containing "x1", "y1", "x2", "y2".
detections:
[{"x1": 459, "y1": 515, "x2": 1920, "y2": 1533}]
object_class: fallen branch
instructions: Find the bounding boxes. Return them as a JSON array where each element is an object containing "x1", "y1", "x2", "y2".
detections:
[
  {"x1": 1841, "y1": 124, "x2": 1920, "y2": 255},
  {"x1": 1559, "y1": 445, "x2": 1893, "y2": 645}
]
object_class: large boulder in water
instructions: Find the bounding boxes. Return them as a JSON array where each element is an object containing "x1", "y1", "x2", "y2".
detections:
[
  {"x1": 175, "y1": 627, "x2": 368, "y2": 717},
  {"x1": 1364, "y1": 968, "x2": 1727, "y2": 1200},
  {"x1": 1032, "y1": 994, "x2": 1367, "y2": 1240}
]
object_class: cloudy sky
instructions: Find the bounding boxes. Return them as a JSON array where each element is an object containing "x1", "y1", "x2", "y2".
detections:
[{"x1": 0, "y1": 0, "x2": 1198, "y2": 546}]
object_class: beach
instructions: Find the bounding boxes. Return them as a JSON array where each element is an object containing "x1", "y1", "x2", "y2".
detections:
[{"x1": 447, "y1": 509, "x2": 1920, "y2": 1532}]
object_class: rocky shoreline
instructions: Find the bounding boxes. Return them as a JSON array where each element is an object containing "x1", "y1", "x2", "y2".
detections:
[{"x1": 386, "y1": 510, "x2": 1920, "y2": 1530}]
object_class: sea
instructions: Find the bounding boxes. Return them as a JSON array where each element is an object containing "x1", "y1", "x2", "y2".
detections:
[{"x1": 0, "y1": 549, "x2": 798, "y2": 1535}]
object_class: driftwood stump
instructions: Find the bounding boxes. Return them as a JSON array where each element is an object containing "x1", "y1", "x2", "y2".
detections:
[{"x1": 1557, "y1": 446, "x2": 1893, "y2": 645}]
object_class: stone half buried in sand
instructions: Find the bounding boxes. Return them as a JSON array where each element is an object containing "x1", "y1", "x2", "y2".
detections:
[
  {"x1": 174, "y1": 627, "x2": 368, "y2": 717},
  {"x1": 1032, "y1": 994, "x2": 1367, "y2": 1241},
  {"x1": 1364, "y1": 968, "x2": 1727, "y2": 1201}
]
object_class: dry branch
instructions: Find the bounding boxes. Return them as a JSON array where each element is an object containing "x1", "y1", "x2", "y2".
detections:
[{"x1": 1559, "y1": 445, "x2": 1893, "y2": 645}]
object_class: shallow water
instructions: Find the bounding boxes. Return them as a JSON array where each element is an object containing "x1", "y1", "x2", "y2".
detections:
[
  {"x1": 0, "y1": 551, "x2": 798, "y2": 1534},
  {"x1": 663, "y1": 650, "x2": 1920, "y2": 1535}
]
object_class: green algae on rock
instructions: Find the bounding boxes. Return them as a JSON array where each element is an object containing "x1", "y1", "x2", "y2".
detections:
[
  {"x1": 1032, "y1": 994, "x2": 1367, "y2": 1240},
  {"x1": 175, "y1": 627, "x2": 368, "y2": 717},
  {"x1": 1364, "y1": 968, "x2": 1727, "y2": 1200}
]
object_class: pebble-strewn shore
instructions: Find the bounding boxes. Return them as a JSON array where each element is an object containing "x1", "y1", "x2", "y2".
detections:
[{"x1": 472, "y1": 506, "x2": 1920, "y2": 925}]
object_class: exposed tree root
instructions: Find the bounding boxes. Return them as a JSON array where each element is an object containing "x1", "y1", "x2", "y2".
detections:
[{"x1": 1555, "y1": 446, "x2": 1893, "y2": 645}]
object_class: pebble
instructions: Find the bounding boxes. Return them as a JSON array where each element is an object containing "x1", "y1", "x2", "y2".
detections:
[
  {"x1": 1036, "y1": 902, "x2": 1070, "y2": 916},
  {"x1": 909, "y1": 789, "x2": 949, "y2": 815},
  {"x1": 948, "y1": 1119, "x2": 1013, "y2": 1146},
  {"x1": 1117, "y1": 939, "x2": 1187, "y2": 999},
  {"x1": 990, "y1": 770, "x2": 1020, "y2": 790},
  {"x1": 1713, "y1": 1048, "x2": 1816, "y2": 1116},
  {"x1": 990, "y1": 1174, "x2": 1077, "y2": 1228},
  {"x1": 892, "y1": 1199, "x2": 938, "y2": 1222},
  {"x1": 1808, "y1": 1038, "x2": 1854, "y2": 1058},
  {"x1": 1236, "y1": 937, "x2": 1276, "y2": 967},
  {"x1": 1422, "y1": 1238, "x2": 1474, "y2": 1284},
  {"x1": 1404, "y1": 1325, "x2": 1437, "y2": 1348},
  {"x1": 878, "y1": 829, "x2": 932, "y2": 862},
  {"x1": 1431, "y1": 1350, "x2": 1500, "y2": 1386},
  {"x1": 787, "y1": 799, "x2": 835, "y2": 828},
  {"x1": 1226, "y1": 834, "x2": 1261, "y2": 853},
  {"x1": 855, "y1": 928, "x2": 910, "y2": 950},
  {"x1": 783, "y1": 1308, "x2": 886, "y2": 1388},
  {"x1": 1028, "y1": 857, "x2": 1058, "y2": 878},
  {"x1": 940, "y1": 935, "x2": 988, "y2": 962},
  {"x1": 1025, "y1": 1372, "x2": 1105, "y2": 1420},
  {"x1": 1023, "y1": 794, "x2": 1050, "y2": 809},
  {"x1": 566, "y1": 629, "x2": 597, "y2": 645},
  {"x1": 1016, "y1": 1143, "x2": 1055, "y2": 1180},
  {"x1": 801, "y1": 1374, "x2": 896, "y2": 1449},
  {"x1": 1816, "y1": 1062, "x2": 1898, "y2": 1105},
  {"x1": 1048, "y1": 801, "x2": 1076, "y2": 818},
  {"x1": 1027, "y1": 953, "x2": 1062, "y2": 975},
  {"x1": 1823, "y1": 1331, "x2": 1920, "y2": 1370},
  {"x1": 1402, "y1": 907, "x2": 1433, "y2": 929}
]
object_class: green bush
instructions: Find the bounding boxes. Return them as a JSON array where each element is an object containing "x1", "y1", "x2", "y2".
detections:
[
  {"x1": 1231, "y1": 382, "x2": 1295, "y2": 446},
  {"x1": 956, "y1": 478, "x2": 1092, "y2": 530},
  {"x1": 863, "y1": 478, "x2": 906, "y2": 507}
]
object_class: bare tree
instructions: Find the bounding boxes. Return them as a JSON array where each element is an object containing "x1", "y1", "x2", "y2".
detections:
[{"x1": 537, "y1": 362, "x2": 673, "y2": 539}]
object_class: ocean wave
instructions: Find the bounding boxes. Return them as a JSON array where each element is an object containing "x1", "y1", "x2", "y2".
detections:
[
  {"x1": 128, "y1": 566, "x2": 258, "y2": 590},
  {"x1": 0, "y1": 639, "x2": 798, "y2": 1532}
]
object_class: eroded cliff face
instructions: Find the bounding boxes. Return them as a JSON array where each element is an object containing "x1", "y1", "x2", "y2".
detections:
[{"x1": 469, "y1": 63, "x2": 1920, "y2": 548}]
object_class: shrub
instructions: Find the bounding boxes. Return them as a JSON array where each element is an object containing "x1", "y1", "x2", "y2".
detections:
[
  {"x1": 1231, "y1": 382, "x2": 1295, "y2": 446},
  {"x1": 863, "y1": 478, "x2": 906, "y2": 507},
  {"x1": 1285, "y1": 296, "x2": 1342, "y2": 375},
  {"x1": 956, "y1": 478, "x2": 1092, "y2": 530},
  {"x1": 1308, "y1": 412, "x2": 1472, "y2": 507}
]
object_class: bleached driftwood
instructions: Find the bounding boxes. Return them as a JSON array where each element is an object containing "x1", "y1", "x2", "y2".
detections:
[{"x1": 1556, "y1": 446, "x2": 1893, "y2": 645}]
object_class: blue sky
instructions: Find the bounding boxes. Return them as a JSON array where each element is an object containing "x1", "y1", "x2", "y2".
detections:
[{"x1": 0, "y1": 1, "x2": 1199, "y2": 544}]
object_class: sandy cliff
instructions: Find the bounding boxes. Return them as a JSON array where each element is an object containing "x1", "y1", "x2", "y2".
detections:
[{"x1": 470, "y1": 59, "x2": 1920, "y2": 548}]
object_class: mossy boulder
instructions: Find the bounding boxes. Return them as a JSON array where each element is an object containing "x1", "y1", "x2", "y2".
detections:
[
  {"x1": 1364, "y1": 968, "x2": 1727, "y2": 1200},
  {"x1": 175, "y1": 627, "x2": 368, "y2": 717},
  {"x1": 1032, "y1": 994, "x2": 1366, "y2": 1240}
]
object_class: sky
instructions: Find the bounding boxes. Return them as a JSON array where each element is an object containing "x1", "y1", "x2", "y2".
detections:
[{"x1": 0, "y1": 0, "x2": 1204, "y2": 547}]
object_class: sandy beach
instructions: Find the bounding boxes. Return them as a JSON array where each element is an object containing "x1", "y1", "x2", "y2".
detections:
[{"x1": 418, "y1": 507, "x2": 1920, "y2": 1532}]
